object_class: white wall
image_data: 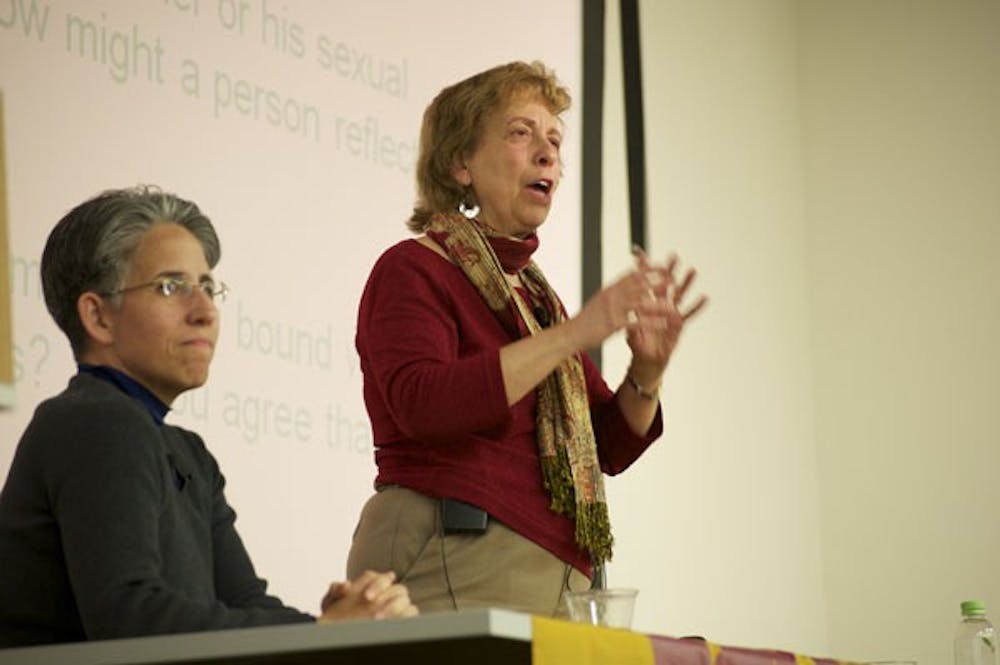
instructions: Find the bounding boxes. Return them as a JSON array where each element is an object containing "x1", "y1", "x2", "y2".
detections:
[
  {"x1": 601, "y1": 0, "x2": 829, "y2": 654},
  {"x1": 800, "y1": 1, "x2": 1000, "y2": 663},
  {"x1": 604, "y1": 1, "x2": 1000, "y2": 662}
]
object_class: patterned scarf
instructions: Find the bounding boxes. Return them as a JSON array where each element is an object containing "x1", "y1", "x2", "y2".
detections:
[{"x1": 427, "y1": 211, "x2": 613, "y2": 564}]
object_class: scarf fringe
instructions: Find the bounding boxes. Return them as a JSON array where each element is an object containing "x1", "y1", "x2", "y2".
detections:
[
  {"x1": 541, "y1": 450, "x2": 614, "y2": 564},
  {"x1": 575, "y1": 501, "x2": 614, "y2": 564},
  {"x1": 540, "y1": 448, "x2": 575, "y2": 515}
]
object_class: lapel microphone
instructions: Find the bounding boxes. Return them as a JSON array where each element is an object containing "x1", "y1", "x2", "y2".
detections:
[{"x1": 533, "y1": 306, "x2": 551, "y2": 329}]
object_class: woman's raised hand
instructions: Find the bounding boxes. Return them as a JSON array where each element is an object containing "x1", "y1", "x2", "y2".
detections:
[{"x1": 625, "y1": 250, "x2": 707, "y2": 377}]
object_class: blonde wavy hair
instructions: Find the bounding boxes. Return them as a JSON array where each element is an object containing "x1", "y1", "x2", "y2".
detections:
[{"x1": 408, "y1": 61, "x2": 571, "y2": 233}]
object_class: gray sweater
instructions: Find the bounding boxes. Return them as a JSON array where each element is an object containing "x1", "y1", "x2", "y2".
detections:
[{"x1": 0, "y1": 373, "x2": 312, "y2": 647}]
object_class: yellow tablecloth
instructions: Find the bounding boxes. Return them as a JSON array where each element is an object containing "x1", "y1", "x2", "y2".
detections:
[
  {"x1": 531, "y1": 616, "x2": 865, "y2": 665},
  {"x1": 532, "y1": 616, "x2": 654, "y2": 665}
]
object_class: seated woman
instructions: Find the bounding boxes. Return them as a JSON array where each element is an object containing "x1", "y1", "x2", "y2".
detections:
[{"x1": 0, "y1": 186, "x2": 418, "y2": 647}]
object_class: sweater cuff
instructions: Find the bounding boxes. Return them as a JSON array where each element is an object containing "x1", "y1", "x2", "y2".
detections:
[{"x1": 598, "y1": 400, "x2": 663, "y2": 474}]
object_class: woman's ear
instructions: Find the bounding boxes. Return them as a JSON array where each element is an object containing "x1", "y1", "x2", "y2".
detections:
[
  {"x1": 77, "y1": 292, "x2": 115, "y2": 347},
  {"x1": 451, "y1": 160, "x2": 472, "y2": 187}
]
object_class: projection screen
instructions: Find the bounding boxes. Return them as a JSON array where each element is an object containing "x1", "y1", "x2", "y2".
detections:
[{"x1": 0, "y1": 0, "x2": 583, "y2": 611}]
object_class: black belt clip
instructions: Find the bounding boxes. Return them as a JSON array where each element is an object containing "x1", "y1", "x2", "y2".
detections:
[{"x1": 441, "y1": 498, "x2": 488, "y2": 535}]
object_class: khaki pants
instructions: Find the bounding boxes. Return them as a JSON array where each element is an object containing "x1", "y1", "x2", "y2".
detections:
[{"x1": 347, "y1": 486, "x2": 591, "y2": 617}]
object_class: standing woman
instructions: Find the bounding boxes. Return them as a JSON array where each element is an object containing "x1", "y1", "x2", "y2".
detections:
[{"x1": 348, "y1": 61, "x2": 706, "y2": 616}]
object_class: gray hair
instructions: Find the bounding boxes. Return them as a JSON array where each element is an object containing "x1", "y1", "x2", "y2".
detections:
[{"x1": 41, "y1": 185, "x2": 221, "y2": 358}]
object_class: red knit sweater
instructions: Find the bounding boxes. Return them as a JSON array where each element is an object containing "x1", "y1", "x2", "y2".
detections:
[{"x1": 355, "y1": 239, "x2": 663, "y2": 575}]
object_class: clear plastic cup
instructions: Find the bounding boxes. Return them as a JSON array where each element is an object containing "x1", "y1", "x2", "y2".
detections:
[{"x1": 563, "y1": 588, "x2": 638, "y2": 629}]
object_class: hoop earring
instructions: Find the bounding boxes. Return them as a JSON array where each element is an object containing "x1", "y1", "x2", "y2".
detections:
[{"x1": 458, "y1": 201, "x2": 480, "y2": 220}]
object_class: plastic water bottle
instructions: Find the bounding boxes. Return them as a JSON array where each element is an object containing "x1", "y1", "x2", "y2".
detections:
[{"x1": 955, "y1": 601, "x2": 998, "y2": 665}]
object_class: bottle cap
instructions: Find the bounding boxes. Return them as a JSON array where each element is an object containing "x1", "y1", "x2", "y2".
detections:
[{"x1": 961, "y1": 600, "x2": 987, "y2": 616}]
